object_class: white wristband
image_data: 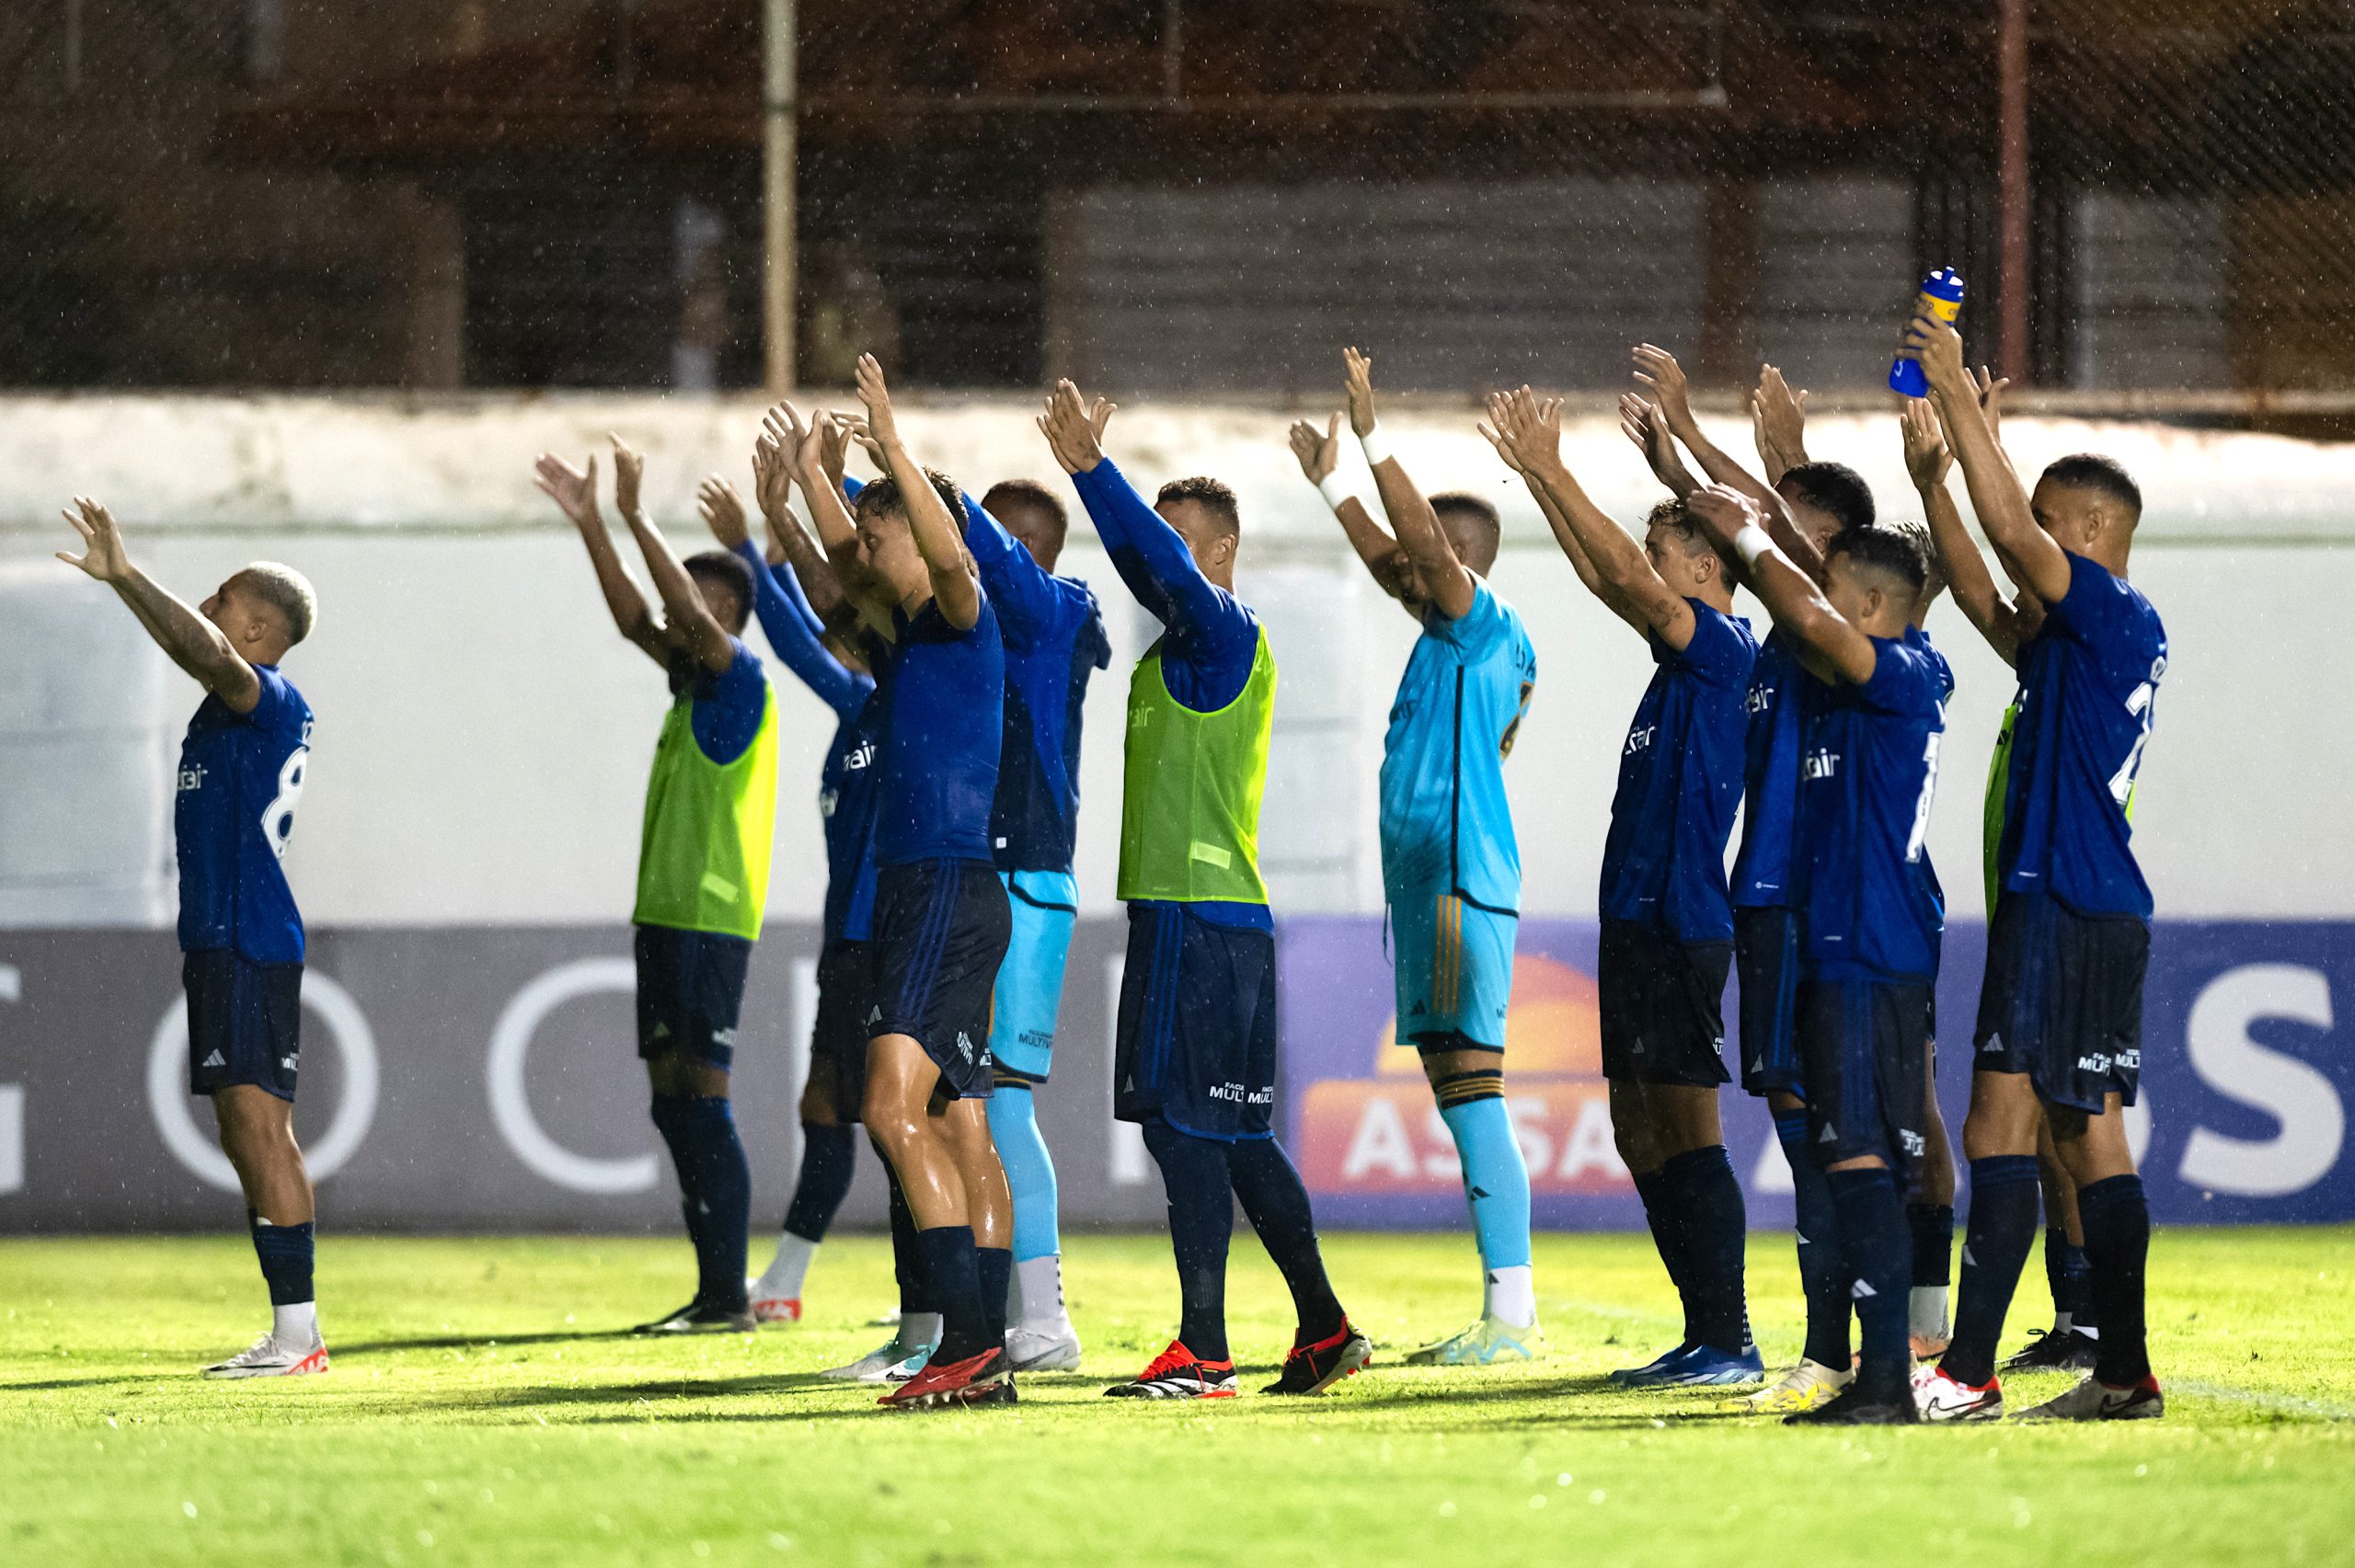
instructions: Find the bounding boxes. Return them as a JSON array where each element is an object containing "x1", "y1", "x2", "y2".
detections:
[
  {"x1": 1359, "y1": 424, "x2": 1395, "y2": 468},
  {"x1": 1734, "y1": 524, "x2": 1775, "y2": 567},
  {"x1": 1316, "y1": 472, "x2": 1360, "y2": 512}
]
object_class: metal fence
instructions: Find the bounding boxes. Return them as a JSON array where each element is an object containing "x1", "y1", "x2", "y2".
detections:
[{"x1": 0, "y1": 0, "x2": 2350, "y2": 413}]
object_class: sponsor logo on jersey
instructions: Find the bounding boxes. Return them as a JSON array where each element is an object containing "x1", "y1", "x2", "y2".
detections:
[
  {"x1": 1623, "y1": 724, "x2": 1656, "y2": 758},
  {"x1": 1803, "y1": 747, "x2": 1840, "y2": 781},
  {"x1": 177, "y1": 763, "x2": 207, "y2": 792}
]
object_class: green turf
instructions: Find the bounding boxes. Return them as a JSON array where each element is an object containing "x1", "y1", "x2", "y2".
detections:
[{"x1": 4, "y1": 1228, "x2": 2350, "y2": 1567}]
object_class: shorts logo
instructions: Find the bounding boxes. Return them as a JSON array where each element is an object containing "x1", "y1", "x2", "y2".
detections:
[
  {"x1": 956, "y1": 1032, "x2": 975, "y2": 1063},
  {"x1": 1901, "y1": 1130, "x2": 1926, "y2": 1157},
  {"x1": 1981, "y1": 1032, "x2": 2005, "y2": 1054},
  {"x1": 866, "y1": 1006, "x2": 883, "y2": 1025},
  {"x1": 649, "y1": 1022, "x2": 672, "y2": 1041},
  {"x1": 201, "y1": 1049, "x2": 226, "y2": 1069},
  {"x1": 1850, "y1": 1278, "x2": 1878, "y2": 1300},
  {"x1": 1206, "y1": 1082, "x2": 1270, "y2": 1104},
  {"x1": 280, "y1": 1055, "x2": 299, "y2": 1073},
  {"x1": 711, "y1": 1027, "x2": 738, "y2": 1047},
  {"x1": 1818, "y1": 1124, "x2": 1839, "y2": 1144}
]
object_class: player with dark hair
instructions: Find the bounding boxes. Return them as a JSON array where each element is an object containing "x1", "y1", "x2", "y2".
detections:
[
  {"x1": 689, "y1": 438, "x2": 888, "y2": 1345},
  {"x1": 785, "y1": 357, "x2": 1017, "y2": 1411},
  {"x1": 535, "y1": 436, "x2": 778, "y2": 1335},
  {"x1": 60, "y1": 500, "x2": 327, "y2": 1378},
  {"x1": 1904, "y1": 317, "x2": 2169, "y2": 1422},
  {"x1": 1684, "y1": 490, "x2": 1947, "y2": 1424},
  {"x1": 1040, "y1": 377, "x2": 1369, "y2": 1401},
  {"x1": 1292, "y1": 349, "x2": 1541, "y2": 1364},
  {"x1": 1485, "y1": 384, "x2": 1761, "y2": 1389}
]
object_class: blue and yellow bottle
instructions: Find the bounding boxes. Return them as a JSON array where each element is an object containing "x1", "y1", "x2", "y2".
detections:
[{"x1": 1890, "y1": 268, "x2": 1966, "y2": 396}]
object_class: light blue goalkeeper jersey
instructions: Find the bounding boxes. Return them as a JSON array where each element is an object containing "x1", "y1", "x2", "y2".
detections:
[{"x1": 1377, "y1": 580, "x2": 1538, "y2": 912}]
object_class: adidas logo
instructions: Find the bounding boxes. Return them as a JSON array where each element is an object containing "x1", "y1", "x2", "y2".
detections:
[
  {"x1": 1818, "y1": 1124, "x2": 1839, "y2": 1144},
  {"x1": 866, "y1": 1005, "x2": 883, "y2": 1025},
  {"x1": 1962, "y1": 1244, "x2": 1979, "y2": 1267},
  {"x1": 201, "y1": 1049, "x2": 226, "y2": 1068},
  {"x1": 1851, "y1": 1279, "x2": 1878, "y2": 1300},
  {"x1": 650, "y1": 1022, "x2": 672, "y2": 1040},
  {"x1": 956, "y1": 1032, "x2": 975, "y2": 1062}
]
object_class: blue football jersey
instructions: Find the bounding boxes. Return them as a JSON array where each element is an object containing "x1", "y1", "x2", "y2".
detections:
[
  {"x1": 821, "y1": 692, "x2": 886, "y2": 943},
  {"x1": 873, "y1": 594, "x2": 1005, "y2": 866},
  {"x1": 1599, "y1": 603, "x2": 1756, "y2": 943},
  {"x1": 1998, "y1": 553, "x2": 2167, "y2": 919},
  {"x1": 1797, "y1": 635, "x2": 1947, "y2": 982},
  {"x1": 174, "y1": 666, "x2": 312, "y2": 964},
  {"x1": 991, "y1": 578, "x2": 1111, "y2": 875},
  {"x1": 1378, "y1": 580, "x2": 1538, "y2": 912},
  {"x1": 1730, "y1": 631, "x2": 1810, "y2": 910}
]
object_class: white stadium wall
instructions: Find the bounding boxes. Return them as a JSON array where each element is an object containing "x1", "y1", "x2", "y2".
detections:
[{"x1": 0, "y1": 393, "x2": 2346, "y2": 929}]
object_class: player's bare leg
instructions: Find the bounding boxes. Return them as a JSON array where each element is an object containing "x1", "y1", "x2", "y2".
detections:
[{"x1": 206, "y1": 1085, "x2": 327, "y2": 1378}]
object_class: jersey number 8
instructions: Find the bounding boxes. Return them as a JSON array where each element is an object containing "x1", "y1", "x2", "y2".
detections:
[{"x1": 261, "y1": 746, "x2": 309, "y2": 860}]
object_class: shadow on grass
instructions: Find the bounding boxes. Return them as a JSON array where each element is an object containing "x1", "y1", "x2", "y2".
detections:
[{"x1": 329, "y1": 1329, "x2": 647, "y2": 1356}]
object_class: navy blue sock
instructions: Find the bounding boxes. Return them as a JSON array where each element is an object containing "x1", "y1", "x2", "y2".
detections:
[
  {"x1": 1828, "y1": 1165, "x2": 1911, "y2": 1399},
  {"x1": 878, "y1": 1153, "x2": 936, "y2": 1317},
  {"x1": 977, "y1": 1247, "x2": 1013, "y2": 1346},
  {"x1": 1777, "y1": 1113, "x2": 1850, "y2": 1369},
  {"x1": 1945, "y1": 1154, "x2": 2041, "y2": 1386},
  {"x1": 783, "y1": 1122, "x2": 856, "y2": 1242},
  {"x1": 1631, "y1": 1168, "x2": 1696, "y2": 1348},
  {"x1": 659, "y1": 1096, "x2": 751, "y2": 1312},
  {"x1": 919, "y1": 1225, "x2": 988, "y2": 1360},
  {"x1": 1143, "y1": 1118, "x2": 1235, "y2": 1363},
  {"x1": 2077, "y1": 1174, "x2": 2151, "y2": 1386},
  {"x1": 250, "y1": 1218, "x2": 316, "y2": 1306},
  {"x1": 1909, "y1": 1202, "x2": 1955, "y2": 1289},
  {"x1": 1660, "y1": 1145, "x2": 1750, "y2": 1356},
  {"x1": 649, "y1": 1096, "x2": 711, "y2": 1296},
  {"x1": 1228, "y1": 1137, "x2": 1347, "y2": 1345}
]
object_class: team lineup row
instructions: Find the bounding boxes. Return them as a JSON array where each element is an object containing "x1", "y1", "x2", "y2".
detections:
[{"x1": 54, "y1": 312, "x2": 2163, "y2": 1423}]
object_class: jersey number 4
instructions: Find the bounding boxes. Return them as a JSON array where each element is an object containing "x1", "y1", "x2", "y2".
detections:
[{"x1": 261, "y1": 746, "x2": 309, "y2": 860}]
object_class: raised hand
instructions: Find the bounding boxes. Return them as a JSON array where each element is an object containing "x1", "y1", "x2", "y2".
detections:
[
  {"x1": 854, "y1": 354, "x2": 900, "y2": 449},
  {"x1": 1901, "y1": 316, "x2": 1970, "y2": 399},
  {"x1": 1900, "y1": 398, "x2": 1952, "y2": 491},
  {"x1": 1344, "y1": 346, "x2": 1378, "y2": 438},
  {"x1": 1972, "y1": 365, "x2": 2010, "y2": 439},
  {"x1": 1038, "y1": 379, "x2": 1113, "y2": 475},
  {"x1": 1617, "y1": 395, "x2": 1683, "y2": 485},
  {"x1": 55, "y1": 495, "x2": 132, "y2": 583},
  {"x1": 608, "y1": 434, "x2": 647, "y2": 521},
  {"x1": 818, "y1": 408, "x2": 851, "y2": 491},
  {"x1": 752, "y1": 423, "x2": 795, "y2": 521},
  {"x1": 533, "y1": 451, "x2": 602, "y2": 531},
  {"x1": 1752, "y1": 363, "x2": 1808, "y2": 476},
  {"x1": 1498, "y1": 384, "x2": 1564, "y2": 469},
  {"x1": 1631, "y1": 344, "x2": 1697, "y2": 435},
  {"x1": 1684, "y1": 483, "x2": 1760, "y2": 548},
  {"x1": 697, "y1": 475, "x2": 752, "y2": 550},
  {"x1": 1289, "y1": 413, "x2": 1343, "y2": 484},
  {"x1": 833, "y1": 411, "x2": 886, "y2": 469}
]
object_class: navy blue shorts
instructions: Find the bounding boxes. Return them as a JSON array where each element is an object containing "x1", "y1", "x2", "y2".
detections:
[
  {"x1": 869, "y1": 859, "x2": 1011, "y2": 1101},
  {"x1": 634, "y1": 924, "x2": 752, "y2": 1070},
  {"x1": 1735, "y1": 905, "x2": 1803, "y2": 1096},
  {"x1": 806, "y1": 937, "x2": 873, "y2": 1120},
  {"x1": 1798, "y1": 977, "x2": 1931, "y2": 1170},
  {"x1": 1973, "y1": 891, "x2": 2148, "y2": 1114},
  {"x1": 1598, "y1": 920, "x2": 1733, "y2": 1087},
  {"x1": 184, "y1": 951, "x2": 303, "y2": 1102},
  {"x1": 1115, "y1": 904, "x2": 1278, "y2": 1141}
]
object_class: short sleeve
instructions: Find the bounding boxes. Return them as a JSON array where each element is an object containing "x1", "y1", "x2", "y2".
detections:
[
  {"x1": 246, "y1": 667, "x2": 290, "y2": 727},
  {"x1": 1676, "y1": 603, "x2": 1755, "y2": 688},
  {"x1": 1428, "y1": 580, "x2": 1507, "y2": 656},
  {"x1": 1856, "y1": 636, "x2": 1938, "y2": 715},
  {"x1": 2046, "y1": 551, "x2": 2131, "y2": 647}
]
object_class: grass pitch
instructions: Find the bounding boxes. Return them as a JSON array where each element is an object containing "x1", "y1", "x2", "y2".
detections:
[{"x1": 4, "y1": 1228, "x2": 2351, "y2": 1567}]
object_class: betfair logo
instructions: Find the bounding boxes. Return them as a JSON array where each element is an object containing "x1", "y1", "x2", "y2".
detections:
[
  {"x1": 1803, "y1": 748, "x2": 1840, "y2": 780},
  {"x1": 1624, "y1": 725, "x2": 1656, "y2": 758},
  {"x1": 177, "y1": 764, "x2": 206, "y2": 792}
]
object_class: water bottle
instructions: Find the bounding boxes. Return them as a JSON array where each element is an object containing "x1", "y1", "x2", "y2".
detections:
[{"x1": 1889, "y1": 268, "x2": 1966, "y2": 396}]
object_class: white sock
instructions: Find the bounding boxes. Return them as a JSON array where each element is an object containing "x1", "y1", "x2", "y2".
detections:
[
  {"x1": 753, "y1": 1234, "x2": 819, "y2": 1301},
  {"x1": 1484, "y1": 1265, "x2": 1537, "y2": 1330},
  {"x1": 896, "y1": 1311, "x2": 943, "y2": 1351},
  {"x1": 1015, "y1": 1254, "x2": 1070, "y2": 1333},
  {"x1": 1909, "y1": 1285, "x2": 1949, "y2": 1340},
  {"x1": 273, "y1": 1300, "x2": 320, "y2": 1349}
]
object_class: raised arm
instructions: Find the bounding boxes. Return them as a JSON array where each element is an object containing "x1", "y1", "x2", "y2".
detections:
[
  {"x1": 1632, "y1": 345, "x2": 1822, "y2": 580},
  {"x1": 1901, "y1": 396, "x2": 2025, "y2": 666},
  {"x1": 609, "y1": 436, "x2": 735, "y2": 674},
  {"x1": 1750, "y1": 364, "x2": 1809, "y2": 487},
  {"x1": 1686, "y1": 486, "x2": 1875, "y2": 684},
  {"x1": 57, "y1": 498, "x2": 266, "y2": 710},
  {"x1": 1040, "y1": 378, "x2": 1215, "y2": 627},
  {"x1": 768, "y1": 401, "x2": 894, "y2": 630},
  {"x1": 1618, "y1": 394, "x2": 1701, "y2": 500},
  {"x1": 856, "y1": 355, "x2": 981, "y2": 629},
  {"x1": 1908, "y1": 317, "x2": 2070, "y2": 605},
  {"x1": 751, "y1": 420, "x2": 844, "y2": 625},
  {"x1": 1348, "y1": 347, "x2": 1477, "y2": 622},
  {"x1": 534, "y1": 449, "x2": 669, "y2": 667},
  {"x1": 699, "y1": 475, "x2": 868, "y2": 716},
  {"x1": 1290, "y1": 410, "x2": 1411, "y2": 608},
  {"x1": 1489, "y1": 386, "x2": 1695, "y2": 648}
]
